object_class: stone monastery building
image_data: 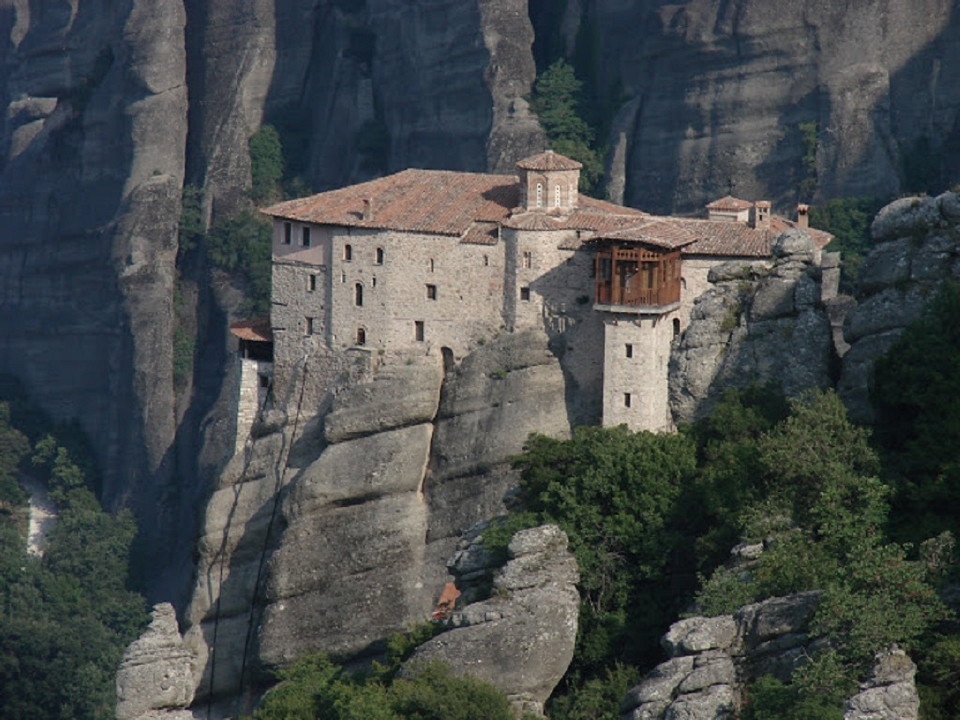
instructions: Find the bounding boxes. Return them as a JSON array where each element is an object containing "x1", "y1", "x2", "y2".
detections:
[{"x1": 256, "y1": 151, "x2": 831, "y2": 433}]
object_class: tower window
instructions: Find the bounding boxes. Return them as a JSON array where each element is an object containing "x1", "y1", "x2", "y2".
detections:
[
  {"x1": 624, "y1": 393, "x2": 632, "y2": 408},
  {"x1": 536, "y1": 183, "x2": 543, "y2": 208},
  {"x1": 522, "y1": 251, "x2": 532, "y2": 269},
  {"x1": 415, "y1": 321, "x2": 424, "y2": 342},
  {"x1": 625, "y1": 344, "x2": 633, "y2": 358},
  {"x1": 308, "y1": 274, "x2": 317, "y2": 292},
  {"x1": 356, "y1": 328, "x2": 366, "y2": 346},
  {"x1": 555, "y1": 185, "x2": 561, "y2": 207},
  {"x1": 301, "y1": 226, "x2": 311, "y2": 247},
  {"x1": 283, "y1": 222, "x2": 292, "y2": 244},
  {"x1": 375, "y1": 247, "x2": 384, "y2": 265},
  {"x1": 520, "y1": 286, "x2": 531, "y2": 301},
  {"x1": 673, "y1": 318, "x2": 681, "y2": 337},
  {"x1": 483, "y1": 255, "x2": 489, "y2": 267},
  {"x1": 429, "y1": 258, "x2": 435, "y2": 272},
  {"x1": 344, "y1": 244, "x2": 353, "y2": 261},
  {"x1": 354, "y1": 283, "x2": 363, "y2": 306},
  {"x1": 305, "y1": 317, "x2": 315, "y2": 335},
  {"x1": 426, "y1": 284, "x2": 437, "y2": 300}
]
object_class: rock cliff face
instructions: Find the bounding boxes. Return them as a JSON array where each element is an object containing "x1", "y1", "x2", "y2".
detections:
[
  {"x1": 0, "y1": 0, "x2": 187, "y2": 594},
  {"x1": 595, "y1": 0, "x2": 960, "y2": 213},
  {"x1": 838, "y1": 191, "x2": 960, "y2": 422},
  {"x1": 181, "y1": 330, "x2": 571, "y2": 711},
  {"x1": 620, "y1": 592, "x2": 919, "y2": 720},
  {"x1": 670, "y1": 230, "x2": 836, "y2": 424},
  {"x1": 116, "y1": 603, "x2": 196, "y2": 720},
  {"x1": 3, "y1": 0, "x2": 960, "y2": 607},
  {"x1": 406, "y1": 524, "x2": 580, "y2": 716}
]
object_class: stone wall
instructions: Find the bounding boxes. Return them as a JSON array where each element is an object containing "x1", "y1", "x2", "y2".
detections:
[
  {"x1": 235, "y1": 357, "x2": 272, "y2": 455},
  {"x1": 602, "y1": 311, "x2": 678, "y2": 432}
]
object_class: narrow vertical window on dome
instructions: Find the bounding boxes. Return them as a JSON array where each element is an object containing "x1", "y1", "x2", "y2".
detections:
[
  {"x1": 555, "y1": 185, "x2": 561, "y2": 207},
  {"x1": 536, "y1": 183, "x2": 543, "y2": 207}
]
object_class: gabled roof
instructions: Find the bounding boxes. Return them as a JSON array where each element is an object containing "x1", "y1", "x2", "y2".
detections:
[
  {"x1": 705, "y1": 195, "x2": 754, "y2": 212},
  {"x1": 600, "y1": 219, "x2": 701, "y2": 251},
  {"x1": 262, "y1": 169, "x2": 518, "y2": 237},
  {"x1": 230, "y1": 317, "x2": 272, "y2": 343},
  {"x1": 515, "y1": 150, "x2": 583, "y2": 172}
]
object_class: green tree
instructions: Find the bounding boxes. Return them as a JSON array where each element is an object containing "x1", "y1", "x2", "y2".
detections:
[
  {"x1": 250, "y1": 125, "x2": 284, "y2": 204},
  {"x1": 809, "y1": 197, "x2": 888, "y2": 291},
  {"x1": 513, "y1": 426, "x2": 697, "y2": 674},
  {"x1": 872, "y1": 281, "x2": 960, "y2": 543},
  {"x1": 205, "y1": 210, "x2": 273, "y2": 315},
  {"x1": 530, "y1": 59, "x2": 604, "y2": 194}
]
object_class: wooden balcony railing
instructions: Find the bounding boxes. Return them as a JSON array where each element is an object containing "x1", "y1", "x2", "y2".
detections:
[{"x1": 594, "y1": 247, "x2": 682, "y2": 310}]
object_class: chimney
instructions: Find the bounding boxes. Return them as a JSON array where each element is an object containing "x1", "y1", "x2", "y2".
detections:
[
  {"x1": 752, "y1": 201, "x2": 770, "y2": 230},
  {"x1": 362, "y1": 197, "x2": 374, "y2": 221},
  {"x1": 796, "y1": 203, "x2": 809, "y2": 229}
]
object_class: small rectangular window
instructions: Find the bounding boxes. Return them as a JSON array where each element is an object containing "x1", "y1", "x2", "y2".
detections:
[
  {"x1": 308, "y1": 275, "x2": 317, "y2": 292},
  {"x1": 283, "y1": 222, "x2": 292, "y2": 245},
  {"x1": 624, "y1": 393, "x2": 632, "y2": 408},
  {"x1": 426, "y1": 284, "x2": 437, "y2": 300},
  {"x1": 483, "y1": 255, "x2": 489, "y2": 267},
  {"x1": 625, "y1": 344, "x2": 633, "y2": 358},
  {"x1": 522, "y1": 251, "x2": 532, "y2": 269},
  {"x1": 305, "y1": 317, "x2": 314, "y2": 335},
  {"x1": 258, "y1": 374, "x2": 270, "y2": 388},
  {"x1": 301, "y1": 226, "x2": 311, "y2": 247},
  {"x1": 415, "y1": 321, "x2": 425, "y2": 342},
  {"x1": 520, "y1": 287, "x2": 531, "y2": 301}
]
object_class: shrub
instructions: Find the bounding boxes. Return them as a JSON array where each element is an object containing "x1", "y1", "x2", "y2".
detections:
[{"x1": 249, "y1": 125, "x2": 284, "y2": 204}]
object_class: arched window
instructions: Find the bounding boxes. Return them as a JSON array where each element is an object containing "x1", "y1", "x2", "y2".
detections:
[
  {"x1": 375, "y1": 247, "x2": 384, "y2": 265},
  {"x1": 344, "y1": 244, "x2": 353, "y2": 261},
  {"x1": 673, "y1": 318, "x2": 681, "y2": 337},
  {"x1": 356, "y1": 328, "x2": 366, "y2": 346},
  {"x1": 354, "y1": 283, "x2": 363, "y2": 307},
  {"x1": 536, "y1": 183, "x2": 543, "y2": 208},
  {"x1": 555, "y1": 185, "x2": 561, "y2": 207}
]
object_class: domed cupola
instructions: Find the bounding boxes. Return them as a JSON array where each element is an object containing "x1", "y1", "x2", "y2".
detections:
[{"x1": 515, "y1": 150, "x2": 582, "y2": 214}]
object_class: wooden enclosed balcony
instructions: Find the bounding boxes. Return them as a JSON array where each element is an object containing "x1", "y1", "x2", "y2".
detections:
[{"x1": 594, "y1": 246, "x2": 682, "y2": 313}]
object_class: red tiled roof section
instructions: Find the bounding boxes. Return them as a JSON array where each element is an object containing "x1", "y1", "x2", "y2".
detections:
[
  {"x1": 230, "y1": 317, "x2": 272, "y2": 343},
  {"x1": 602, "y1": 219, "x2": 701, "y2": 250},
  {"x1": 262, "y1": 170, "x2": 519, "y2": 236},
  {"x1": 705, "y1": 195, "x2": 754, "y2": 212},
  {"x1": 515, "y1": 150, "x2": 583, "y2": 171},
  {"x1": 590, "y1": 215, "x2": 834, "y2": 258}
]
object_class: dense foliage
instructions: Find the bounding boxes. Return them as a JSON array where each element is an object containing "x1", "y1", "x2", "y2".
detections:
[
  {"x1": 530, "y1": 59, "x2": 605, "y2": 195},
  {"x1": 872, "y1": 281, "x2": 960, "y2": 544},
  {"x1": 252, "y1": 653, "x2": 524, "y2": 720},
  {"x1": 495, "y1": 381, "x2": 956, "y2": 719},
  {"x1": 809, "y1": 196, "x2": 888, "y2": 291},
  {"x1": 0, "y1": 382, "x2": 148, "y2": 720}
]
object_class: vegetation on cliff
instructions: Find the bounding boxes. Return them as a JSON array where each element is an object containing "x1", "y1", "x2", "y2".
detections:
[
  {"x1": 252, "y1": 652, "x2": 526, "y2": 720},
  {"x1": 488, "y1": 357, "x2": 959, "y2": 719},
  {"x1": 0, "y1": 380, "x2": 148, "y2": 720}
]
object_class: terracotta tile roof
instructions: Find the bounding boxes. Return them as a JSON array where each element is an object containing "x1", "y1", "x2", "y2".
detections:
[
  {"x1": 601, "y1": 219, "x2": 701, "y2": 250},
  {"x1": 589, "y1": 215, "x2": 833, "y2": 258},
  {"x1": 262, "y1": 170, "x2": 518, "y2": 236},
  {"x1": 230, "y1": 317, "x2": 272, "y2": 343},
  {"x1": 516, "y1": 150, "x2": 583, "y2": 171},
  {"x1": 460, "y1": 222, "x2": 500, "y2": 245},
  {"x1": 705, "y1": 195, "x2": 754, "y2": 212}
]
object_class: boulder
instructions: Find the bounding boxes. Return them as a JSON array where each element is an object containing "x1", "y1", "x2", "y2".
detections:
[
  {"x1": 116, "y1": 604, "x2": 195, "y2": 720},
  {"x1": 844, "y1": 647, "x2": 919, "y2": 720},
  {"x1": 405, "y1": 525, "x2": 579, "y2": 715}
]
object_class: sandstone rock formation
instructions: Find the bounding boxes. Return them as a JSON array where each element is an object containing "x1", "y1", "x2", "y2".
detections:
[
  {"x1": 405, "y1": 524, "x2": 580, "y2": 716},
  {"x1": 621, "y1": 591, "x2": 822, "y2": 719},
  {"x1": 594, "y1": 0, "x2": 960, "y2": 213},
  {"x1": 844, "y1": 647, "x2": 919, "y2": 720},
  {"x1": 182, "y1": 330, "x2": 571, "y2": 710},
  {"x1": 838, "y1": 191, "x2": 960, "y2": 422},
  {"x1": 621, "y1": 592, "x2": 922, "y2": 720},
  {"x1": 670, "y1": 230, "x2": 835, "y2": 424},
  {"x1": 116, "y1": 603, "x2": 196, "y2": 720}
]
